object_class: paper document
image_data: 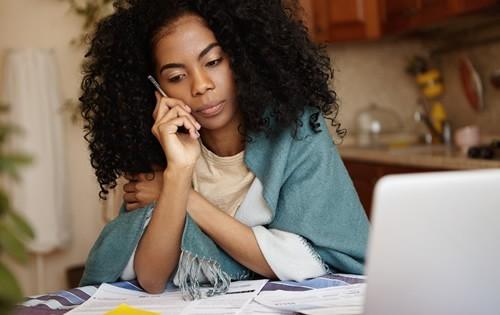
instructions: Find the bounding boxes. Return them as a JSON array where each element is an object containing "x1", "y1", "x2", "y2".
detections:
[
  {"x1": 66, "y1": 279, "x2": 268, "y2": 315},
  {"x1": 240, "y1": 302, "x2": 295, "y2": 315},
  {"x1": 254, "y1": 283, "x2": 366, "y2": 315}
]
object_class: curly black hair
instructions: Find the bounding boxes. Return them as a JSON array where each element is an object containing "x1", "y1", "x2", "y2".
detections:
[{"x1": 80, "y1": 0, "x2": 344, "y2": 198}]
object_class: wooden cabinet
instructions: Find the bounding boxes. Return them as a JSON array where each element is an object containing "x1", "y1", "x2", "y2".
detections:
[
  {"x1": 381, "y1": 0, "x2": 498, "y2": 34},
  {"x1": 458, "y1": 0, "x2": 499, "y2": 12},
  {"x1": 382, "y1": 0, "x2": 451, "y2": 34},
  {"x1": 299, "y1": 0, "x2": 498, "y2": 42},
  {"x1": 343, "y1": 159, "x2": 447, "y2": 219},
  {"x1": 300, "y1": 0, "x2": 383, "y2": 42}
]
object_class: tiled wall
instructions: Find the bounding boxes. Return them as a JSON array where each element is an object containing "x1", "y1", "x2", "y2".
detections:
[
  {"x1": 439, "y1": 41, "x2": 500, "y2": 135},
  {"x1": 325, "y1": 40, "x2": 428, "y2": 140},
  {"x1": 325, "y1": 30, "x2": 500, "y2": 140}
]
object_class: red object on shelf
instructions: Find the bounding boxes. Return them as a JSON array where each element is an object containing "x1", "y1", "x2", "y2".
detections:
[{"x1": 458, "y1": 56, "x2": 484, "y2": 112}]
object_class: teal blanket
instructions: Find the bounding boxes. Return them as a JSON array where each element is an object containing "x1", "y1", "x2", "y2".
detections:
[{"x1": 80, "y1": 109, "x2": 369, "y2": 299}]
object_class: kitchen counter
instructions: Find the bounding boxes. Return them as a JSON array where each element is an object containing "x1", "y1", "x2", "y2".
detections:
[
  {"x1": 339, "y1": 145, "x2": 500, "y2": 170},
  {"x1": 338, "y1": 144, "x2": 500, "y2": 217}
]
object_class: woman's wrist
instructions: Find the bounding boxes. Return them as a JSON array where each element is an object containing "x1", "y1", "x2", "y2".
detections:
[{"x1": 162, "y1": 166, "x2": 194, "y2": 187}]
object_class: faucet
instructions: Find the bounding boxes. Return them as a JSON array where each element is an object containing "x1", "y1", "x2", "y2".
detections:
[{"x1": 414, "y1": 110, "x2": 452, "y2": 145}]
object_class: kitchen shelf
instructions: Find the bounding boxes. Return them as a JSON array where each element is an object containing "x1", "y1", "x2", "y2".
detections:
[{"x1": 339, "y1": 144, "x2": 500, "y2": 170}]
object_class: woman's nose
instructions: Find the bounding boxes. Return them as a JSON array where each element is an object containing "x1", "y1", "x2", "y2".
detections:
[{"x1": 191, "y1": 68, "x2": 215, "y2": 96}]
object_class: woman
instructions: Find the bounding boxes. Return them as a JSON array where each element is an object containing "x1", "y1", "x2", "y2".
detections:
[{"x1": 79, "y1": 0, "x2": 369, "y2": 298}]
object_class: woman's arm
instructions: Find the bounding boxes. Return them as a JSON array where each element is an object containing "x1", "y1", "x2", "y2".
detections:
[
  {"x1": 123, "y1": 174, "x2": 277, "y2": 279},
  {"x1": 133, "y1": 167, "x2": 192, "y2": 293},
  {"x1": 124, "y1": 176, "x2": 277, "y2": 279},
  {"x1": 134, "y1": 91, "x2": 201, "y2": 293},
  {"x1": 186, "y1": 190, "x2": 277, "y2": 279}
]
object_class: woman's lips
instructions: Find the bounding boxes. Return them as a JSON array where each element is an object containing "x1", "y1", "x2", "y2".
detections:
[{"x1": 197, "y1": 101, "x2": 224, "y2": 117}]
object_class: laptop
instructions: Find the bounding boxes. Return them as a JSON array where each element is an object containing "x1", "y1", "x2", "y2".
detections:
[{"x1": 363, "y1": 169, "x2": 500, "y2": 315}]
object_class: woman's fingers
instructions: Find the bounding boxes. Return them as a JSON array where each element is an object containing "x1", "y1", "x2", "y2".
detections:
[
  {"x1": 123, "y1": 192, "x2": 138, "y2": 203},
  {"x1": 152, "y1": 96, "x2": 169, "y2": 122},
  {"x1": 125, "y1": 202, "x2": 142, "y2": 212},
  {"x1": 154, "y1": 91, "x2": 161, "y2": 102},
  {"x1": 152, "y1": 95, "x2": 192, "y2": 121},
  {"x1": 124, "y1": 173, "x2": 137, "y2": 181},
  {"x1": 151, "y1": 92, "x2": 200, "y2": 141},
  {"x1": 162, "y1": 105, "x2": 201, "y2": 131},
  {"x1": 123, "y1": 172, "x2": 162, "y2": 212},
  {"x1": 124, "y1": 173, "x2": 155, "y2": 187},
  {"x1": 152, "y1": 91, "x2": 161, "y2": 120},
  {"x1": 123, "y1": 182, "x2": 137, "y2": 192},
  {"x1": 157, "y1": 116, "x2": 200, "y2": 139},
  {"x1": 152, "y1": 105, "x2": 200, "y2": 139},
  {"x1": 152, "y1": 102, "x2": 199, "y2": 139}
]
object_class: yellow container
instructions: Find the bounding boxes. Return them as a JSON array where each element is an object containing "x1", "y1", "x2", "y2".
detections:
[
  {"x1": 430, "y1": 101, "x2": 447, "y2": 134},
  {"x1": 423, "y1": 83, "x2": 444, "y2": 98}
]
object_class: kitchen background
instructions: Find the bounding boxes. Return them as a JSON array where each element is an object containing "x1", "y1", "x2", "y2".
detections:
[{"x1": 0, "y1": 0, "x2": 499, "y2": 295}]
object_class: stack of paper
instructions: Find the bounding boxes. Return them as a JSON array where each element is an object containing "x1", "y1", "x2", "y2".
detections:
[
  {"x1": 66, "y1": 276, "x2": 365, "y2": 315},
  {"x1": 66, "y1": 280, "x2": 268, "y2": 315},
  {"x1": 253, "y1": 283, "x2": 366, "y2": 315}
]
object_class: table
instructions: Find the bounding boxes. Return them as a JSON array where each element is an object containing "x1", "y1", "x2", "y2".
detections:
[{"x1": 13, "y1": 274, "x2": 365, "y2": 315}]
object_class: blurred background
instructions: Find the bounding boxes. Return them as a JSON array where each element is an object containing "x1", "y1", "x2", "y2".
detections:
[{"x1": 0, "y1": 0, "x2": 499, "y2": 296}]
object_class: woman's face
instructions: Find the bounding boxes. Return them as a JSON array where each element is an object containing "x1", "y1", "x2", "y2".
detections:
[{"x1": 153, "y1": 14, "x2": 239, "y2": 131}]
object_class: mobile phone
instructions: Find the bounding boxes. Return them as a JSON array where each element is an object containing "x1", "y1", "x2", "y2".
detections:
[{"x1": 147, "y1": 75, "x2": 168, "y2": 97}]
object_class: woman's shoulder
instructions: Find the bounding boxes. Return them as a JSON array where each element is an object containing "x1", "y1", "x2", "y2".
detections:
[
  {"x1": 284, "y1": 107, "x2": 336, "y2": 152},
  {"x1": 247, "y1": 107, "x2": 334, "y2": 153},
  {"x1": 245, "y1": 107, "x2": 337, "y2": 170}
]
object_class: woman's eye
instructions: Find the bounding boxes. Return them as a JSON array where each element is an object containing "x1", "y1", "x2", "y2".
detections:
[
  {"x1": 168, "y1": 74, "x2": 185, "y2": 83},
  {"x1": 206, "y1": 57, "x2": 223, "y2": 67}
]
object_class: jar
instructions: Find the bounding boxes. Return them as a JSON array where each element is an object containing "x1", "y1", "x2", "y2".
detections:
[{"x1": 355, "y1": 103, "x2": 403, "y2": 147}]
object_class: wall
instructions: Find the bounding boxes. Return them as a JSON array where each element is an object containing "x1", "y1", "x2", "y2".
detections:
[
  {"x1": 0, "y1": 0, "x2": 105, "y2": 295},
  {"x1": 439, "y1": 41, "x2": 500, "y2": 135},
  {"x1": 325, "y1": 40, "x2": 428, "y2": 139}
]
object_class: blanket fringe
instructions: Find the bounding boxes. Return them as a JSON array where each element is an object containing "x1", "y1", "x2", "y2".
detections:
[{"x1": 176, "y1": 250, "x2": 231, "y2": 300}]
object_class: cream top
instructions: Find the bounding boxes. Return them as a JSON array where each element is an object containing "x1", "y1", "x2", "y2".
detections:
[{"x1": 192, "y1": 142, "x2": 255, "y2": 217}]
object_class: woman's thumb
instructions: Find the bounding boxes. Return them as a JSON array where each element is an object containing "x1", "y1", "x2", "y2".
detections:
[{"x1": 154, "y1": 90, "x2": 161, "y2": 102}]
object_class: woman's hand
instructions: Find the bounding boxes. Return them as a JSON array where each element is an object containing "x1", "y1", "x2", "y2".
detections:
[
  {"x1": 124, "y1": 90, "x2": 202, "y2": 211},
  {"x1": 151, "y1": 91, "x2": 201, "y2": 170},
  {"x1": 123, "y1": 171, "x2": 163, "y2": 211}
]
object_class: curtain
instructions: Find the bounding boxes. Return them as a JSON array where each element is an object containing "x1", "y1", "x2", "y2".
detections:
[{"x1": 2, "y1": 48, "x2": 70, "y2": 254}]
